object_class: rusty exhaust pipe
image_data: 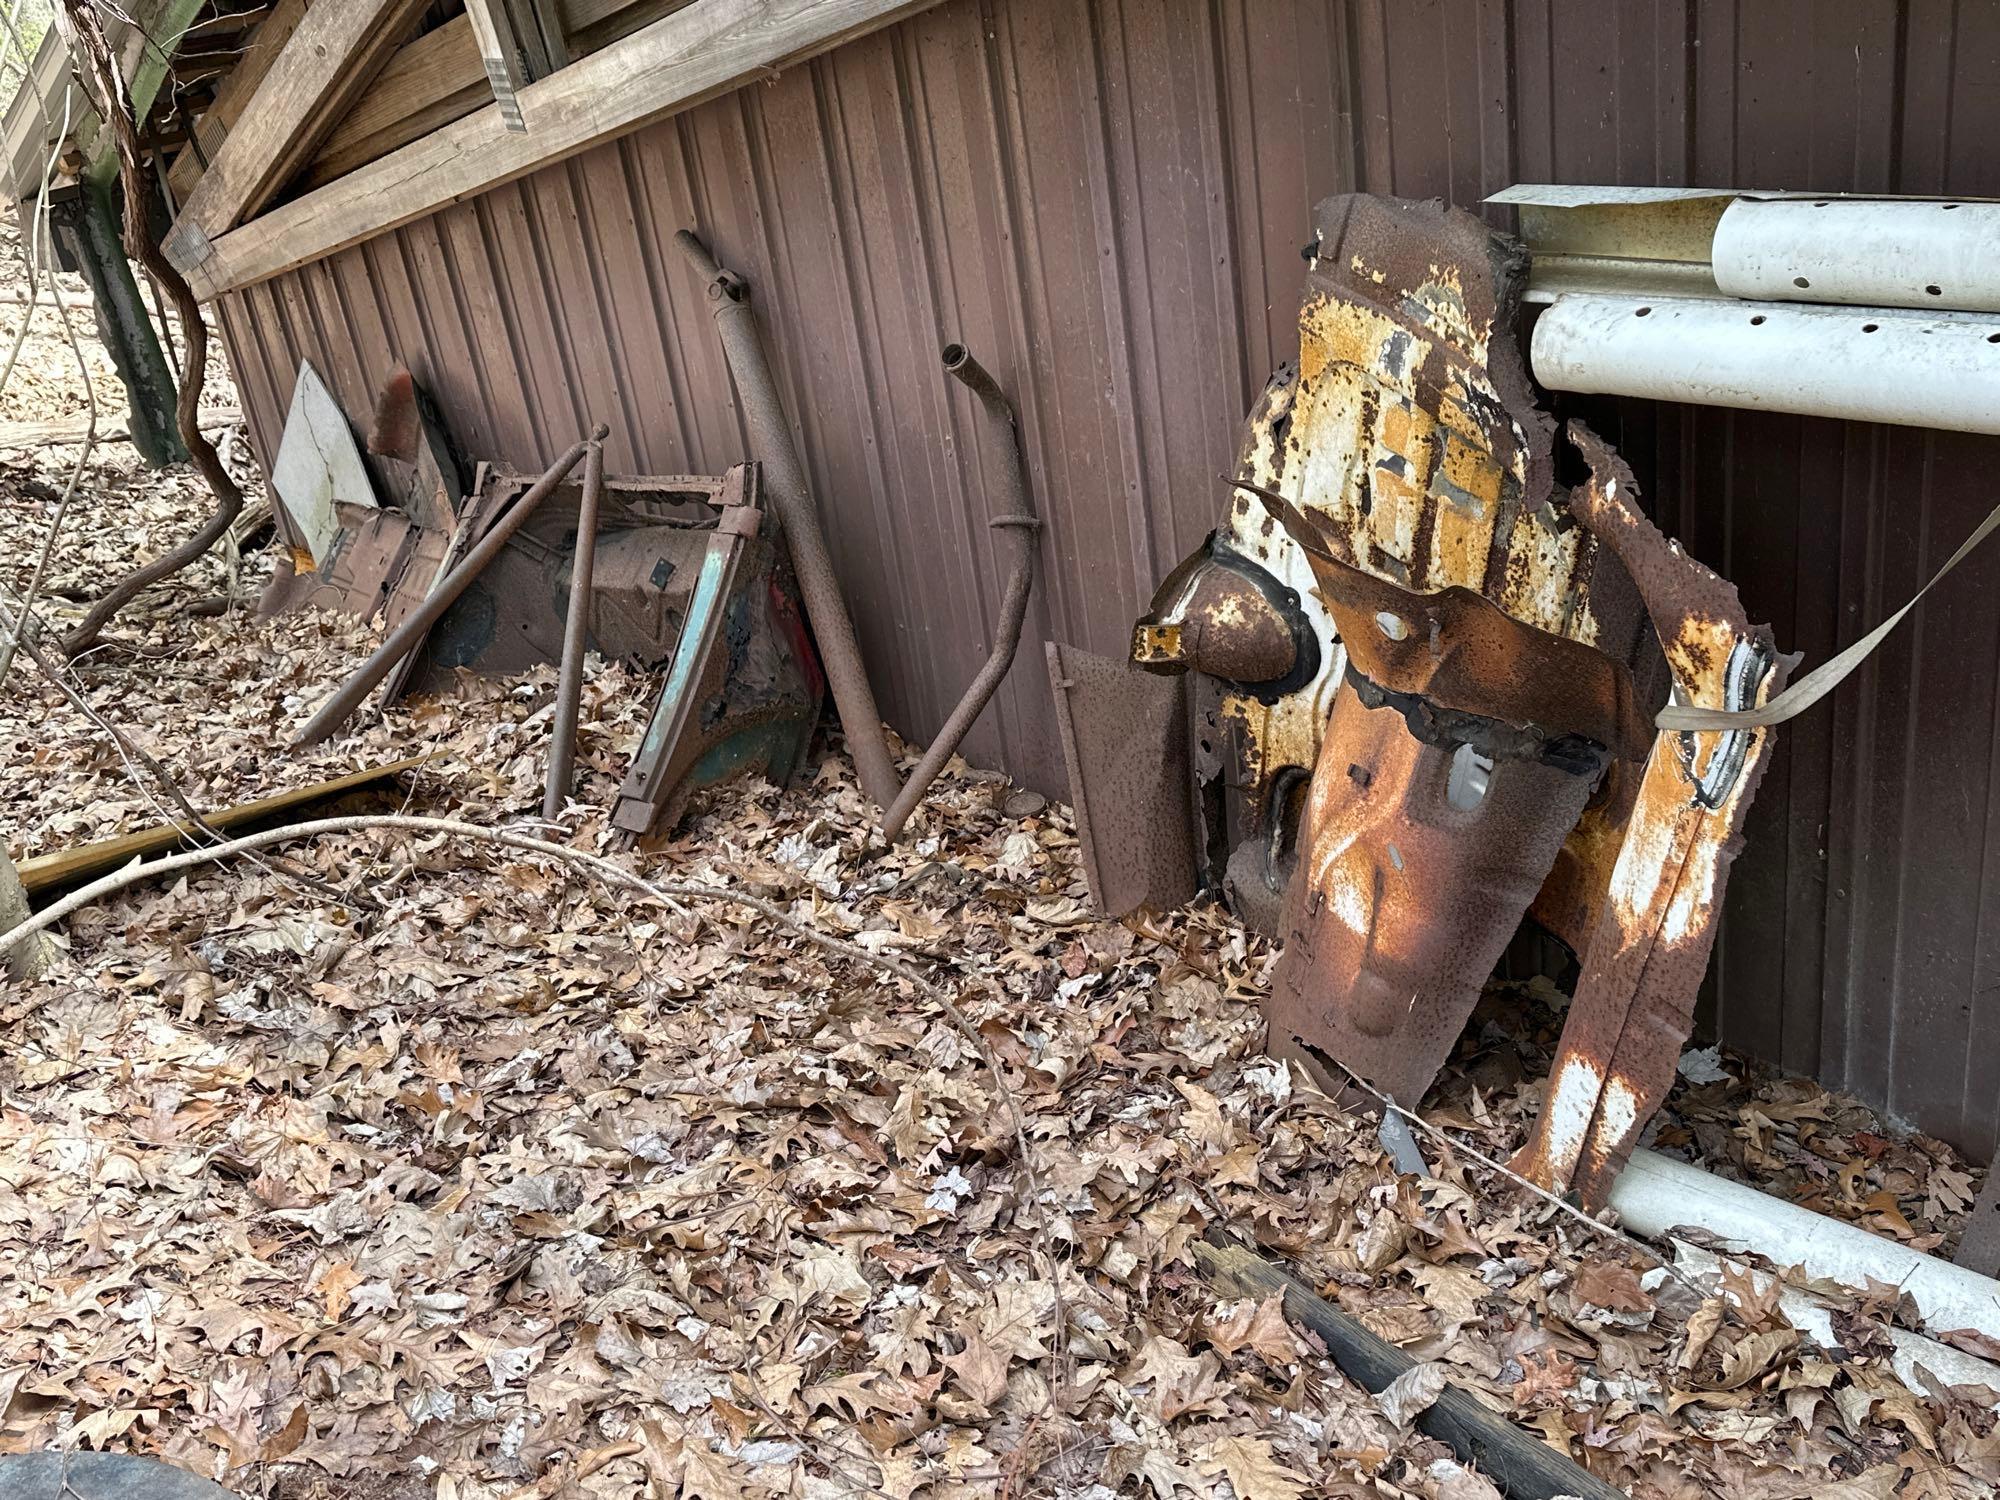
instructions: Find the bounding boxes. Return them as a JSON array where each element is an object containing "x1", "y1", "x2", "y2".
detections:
[
  {"x1": 543, "y1": 434, "x2": 606, "y2": 819},
  {"x1": 672, "y1": 230, "x2": 903, "y2": 811},
  {"x1": 294, "y1": 426, "x2": 607, "y2": 747},
  {"x1": 878, "y1": 343, "x2": 1040, "y2": 841}
]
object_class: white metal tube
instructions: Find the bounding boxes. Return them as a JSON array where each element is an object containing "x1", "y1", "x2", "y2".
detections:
[
  {"x1": 1609, "y1": 1150, "x2": 2000, "y2": 1344},
  {"x1": 1531, "y1": 293, "x2": 2000, "y2": 435},
  {"x1": 1714, "y1": 197, "x2": 2000, "y2": 312}
]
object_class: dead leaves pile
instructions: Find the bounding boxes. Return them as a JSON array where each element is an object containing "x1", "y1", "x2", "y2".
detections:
[{"x1": 0, "y1": 260, "x2": 1996, "y2": 1498}]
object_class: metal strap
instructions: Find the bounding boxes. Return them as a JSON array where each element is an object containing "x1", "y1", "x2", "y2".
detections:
[{"x1": 1657, "y1": 496, "x2": 2000, "y2": 731}]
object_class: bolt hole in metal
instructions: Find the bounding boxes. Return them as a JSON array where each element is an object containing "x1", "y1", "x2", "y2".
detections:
[
  {"x1": 1635, "y1": 305, "x2": 1652, "y2": 317},
  {"x1": 1862, "y1": 323, "x2": 1880, "y2": 333},
  {"x1": 1750, "y1": 314, "x2": 1767, "y2": 326},
  {"x1": 1793, "y1": 275, "x2": 1811, "y2": 288},
  {"x1": 1927, "y1": 284, "x2": 1944, "y2": 296},
  {"x1": 1375, "y1": 610, "x2": 1409, "y2": 642},
  {"x1": 1446, "y1": 743, "x2": 1494, "y2": 810}
]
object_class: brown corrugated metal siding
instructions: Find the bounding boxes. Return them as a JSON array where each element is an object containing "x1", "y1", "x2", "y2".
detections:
[{"x1": 215, "y1": 0, "x2": 2000, "y2": 1159}]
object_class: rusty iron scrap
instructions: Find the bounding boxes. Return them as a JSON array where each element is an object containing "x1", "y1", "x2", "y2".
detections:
[
  {"x1": 1115, "y1": 192, "x2": 1789, "y2": 1211},
  {"x1": 608, "y1": 462, "x2": 824, "y2": 842},
  {"x1": 1508, "y1": 425, "x2": 1789, "y2": 1203},
  {"x1": 1264, "y1": 672, "x2": 1599, "y2": 1106},
  {"x1": 1132, "y1": 532, "x2": 1318, "y2": 694},
  {"x1": 1046, "y1": 641, "x2": 1198, "y2": 920}
]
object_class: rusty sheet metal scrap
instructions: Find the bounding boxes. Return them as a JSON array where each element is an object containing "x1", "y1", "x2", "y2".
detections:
[
  {"x1": 1245, "y1": 194, "x2": 1655, "y2": 1125},
  {"x1": 1266, "y1": 671, "x2": 1598, "y2": 1106},
  {"x1": 1129, "y1": 193, "x2": 1788, "y2": 1211},
  {"x1": 1509, "y1": 425, "x2": 1790, "y2": 1204}
]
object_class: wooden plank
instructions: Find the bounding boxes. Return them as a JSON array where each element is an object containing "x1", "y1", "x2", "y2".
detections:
[
  {"x1": 300, "y1": 0, "x2": 688, "y2": 191},
  {"x1": 561, "y1": 0, "x2": 694, "y2": 52},
  {"x1": 15, "y1": 757, "x2": 429, "y2": 896},
  {"x1": 470, "y1": 0, "x2": 570, "y2": 128},
  {"x1": 302, "y1": 15, "x2": 487, "y2": 187},
  {"x1": 163, "y1": 0, "x2": 432, "y2": 270},
  {"x1": 166, "y1": 0, "x2": 310, "y2": 207},
  {"x1": 513, "y1": 0, "x2": 573, "y2": 70},
  {"x1": 183, "y1": 0, "x2": 945, "y2": 302},
  {"x1": 0, "y1": 406, "x2": 239, "y2": 450},
  {"x1": 466, "y1": 0, "x2": 536, "y2": 131}
]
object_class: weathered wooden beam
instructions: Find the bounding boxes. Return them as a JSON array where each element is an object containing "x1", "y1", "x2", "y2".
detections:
[
  {"x1": 182, "y1": 0, "x2": 943, "y2": 301},
  {"x1": 301, "y1": 0, "x2": 690, "y2": 190},
  {"x1": 0, "y1": 406, "x2": 239, "y2": 451},
  {"x1": 1190, "y1": 1240, "x2": 1626, "y2": 1500},
  {"x1": 465, "y1": 0, "x2": 539, "y2": 131},
  {"x1": 301, "y1": 15, "x2": 487, "y2": 188},
  {"x1": 165, "y1": 0, "x2": 309, "y2": 206},
  {"x1": 16, "y1": 757, "x2": 428, "y2": 897},
  {"x1": 161, "y1": 0, "x2": 432, "y2": 271}
]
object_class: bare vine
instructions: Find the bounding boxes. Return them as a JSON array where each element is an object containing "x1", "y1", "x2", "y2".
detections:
[{"x1": 55, "y1": 0, "x2": 244, "y2": 656}]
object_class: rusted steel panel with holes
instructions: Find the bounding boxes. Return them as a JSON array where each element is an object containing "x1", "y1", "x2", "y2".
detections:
[
  {"x1": 1220, "y1": 193, "x2": 1790, "y2": 1203},
  {"x1": 210, "y1": 0, "x2": 2000, "y2": 1161}
]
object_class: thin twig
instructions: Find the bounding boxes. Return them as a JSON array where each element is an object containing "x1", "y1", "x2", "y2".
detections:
[
  {"x1": 0, "y1": 812, "x2": 1069, "y2": 1362},
  {"x1": 0, "y1": 0, "x2": 98, "y2": 683}
]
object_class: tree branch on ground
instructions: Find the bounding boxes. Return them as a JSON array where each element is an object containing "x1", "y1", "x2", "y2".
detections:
[{"x1": 56, "y1": 0, "x2": 245, "y2": 657}]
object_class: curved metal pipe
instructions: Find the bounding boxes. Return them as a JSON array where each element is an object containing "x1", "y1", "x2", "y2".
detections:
[
  {"x1": 879, "y1": 343, "x2": 1041, "y2": 841},
  {"x1": 672, "y1": 230, "x2": 903, "y2": 810}
]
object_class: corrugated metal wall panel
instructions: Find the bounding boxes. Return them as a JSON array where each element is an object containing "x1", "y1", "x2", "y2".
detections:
[{"x1": 217, "y1": 0, "x2": 2000, "y2": 1158}]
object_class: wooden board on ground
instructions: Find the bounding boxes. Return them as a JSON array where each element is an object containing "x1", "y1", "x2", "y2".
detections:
[
  {"x1": 0, "y1": 408, "x2": 240, "y2": 450},
  {"x1": 15, "y1": 757, "x2": 430, "y2": 897}
]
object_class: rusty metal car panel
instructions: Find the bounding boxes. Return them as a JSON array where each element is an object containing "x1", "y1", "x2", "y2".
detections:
[{"x1": 1108, "y1": 192, "x2": 1788, "y2": 1211}]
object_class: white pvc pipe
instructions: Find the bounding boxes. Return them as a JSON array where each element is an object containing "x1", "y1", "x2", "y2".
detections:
[
  {"x1": 1531, "y1": 293, "x2": 2000, "y2": 434},
  {"x1": 1673, "y1": 1241, "x2": 2000, "y2": 1402},
  {"x1": 1610, "y1": 1150, "x2": 2000, "y2": 1344},
  {"x1": 1714, "y1": 197, "x2": 2000, "y2": 312}
]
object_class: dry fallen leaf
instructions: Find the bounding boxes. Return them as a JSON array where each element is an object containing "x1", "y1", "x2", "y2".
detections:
[
  {"x1": 1196, "y1": 1433, "x2": 1307, "y2": 1500},
  {"x1": 1374, "y1": 1360, "x2": 1449, "y2": 1429}
]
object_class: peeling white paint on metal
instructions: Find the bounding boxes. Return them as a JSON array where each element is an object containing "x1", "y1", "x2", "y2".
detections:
[
  {"x1": 1714, "y1": 197, "x2": 2000, "y2": 313},
  {"x1": 1538, "y1": 1054, "x2": 1604, "y2": 1183},
  {"x1": 1532, "y1": 293, "x2": 2000, "y2": 435}
]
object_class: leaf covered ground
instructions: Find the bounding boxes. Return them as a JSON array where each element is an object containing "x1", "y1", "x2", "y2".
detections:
[{"x1": 0, "y1": 244, "x2": 1996, "y2": 1500}]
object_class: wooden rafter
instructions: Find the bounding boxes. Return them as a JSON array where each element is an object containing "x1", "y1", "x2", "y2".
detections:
[
  {"x1": 467, "y1": 0, "x2": 571, "y2": 130},
  {"x1": 300, "y1": 0, "x2": 694, "y2": 191},
  {"x1": 161, "y1": 0, "x2": 431, "y2": 271},
  {"x1": 181, "y1": 0, "x2": 941, "y2": 302},
  {"x1": 164, "y1": 0, "x2": 307, "y2": 205}
]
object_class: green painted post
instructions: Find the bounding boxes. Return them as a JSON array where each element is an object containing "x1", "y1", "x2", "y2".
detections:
[
  {"x1": 51, "y1": 178, "x2": 184, "y2": 465},
  {"x1": 62, "y1": 0, "x2": 207, "y2": 467}
]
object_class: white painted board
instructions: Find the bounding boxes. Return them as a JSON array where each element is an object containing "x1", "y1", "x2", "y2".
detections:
[{"x1": 271, "y1": 361, "x2": 378, "y2": 567}]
